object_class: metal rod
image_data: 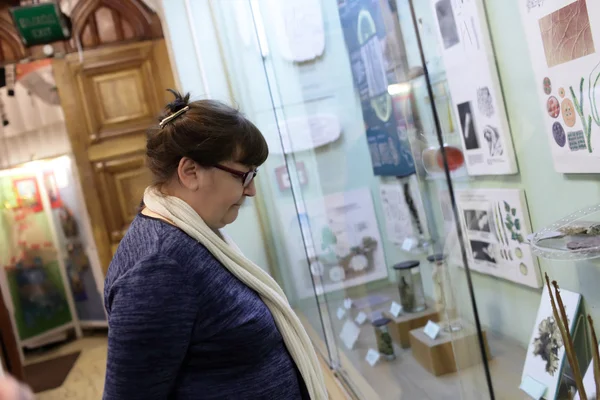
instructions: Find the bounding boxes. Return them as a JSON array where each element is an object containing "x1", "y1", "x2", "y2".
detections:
[{"x1": 406, "y1": 1, "x2": 495, "y2": 398}]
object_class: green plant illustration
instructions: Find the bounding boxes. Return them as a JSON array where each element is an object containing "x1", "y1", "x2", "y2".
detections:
[
  {"x1": 588, "y1": 61, "x2": 600, "y2": 127},
  {"x1": 504, "y1": 201, "x2": 524, "y2": 243},
  {"x1": 571, "y1": 78, "x2": 593, "y2": 152}
]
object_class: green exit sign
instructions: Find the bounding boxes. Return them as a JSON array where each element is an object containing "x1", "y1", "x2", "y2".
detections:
[{"x1": 10, "y1": 2, "x2": 71, "y2": 47}]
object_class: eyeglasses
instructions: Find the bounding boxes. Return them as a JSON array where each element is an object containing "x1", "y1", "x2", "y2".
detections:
[{"x1": 214, "y1": 164, "x2": 258, "y2": 187}]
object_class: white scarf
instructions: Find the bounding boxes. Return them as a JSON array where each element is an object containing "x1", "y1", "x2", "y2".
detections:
[{"x1": 143, "y1": 187, "x2": 328, "y2": 400}]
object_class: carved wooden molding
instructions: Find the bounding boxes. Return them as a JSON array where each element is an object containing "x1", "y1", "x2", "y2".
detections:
[
  {"x1": 0, "y1": 0, "x2": 162, "y2": 63},
  {"x1": 71, "y1": 0, "x2": 159, "y2": 46},
  {"x1": 0, "y1": 11, "x2": 27, "y2": 64}
]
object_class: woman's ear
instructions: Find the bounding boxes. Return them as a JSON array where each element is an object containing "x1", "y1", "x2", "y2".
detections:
[{"x1": 177, "y1": 157, "x2": 201, "y2": 191}]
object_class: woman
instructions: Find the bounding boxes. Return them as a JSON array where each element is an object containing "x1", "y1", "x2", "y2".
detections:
[{"x1": 103, "y1": 91, "x2": 327, "y2": 400}]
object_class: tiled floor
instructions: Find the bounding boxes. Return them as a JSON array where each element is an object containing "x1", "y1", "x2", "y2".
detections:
[
  {"x1": 28, "y1": 337, "x2": 107, "y2": 399},
  {"x1": 28, "y1": 335, "x2": 347, "y2": 399}
]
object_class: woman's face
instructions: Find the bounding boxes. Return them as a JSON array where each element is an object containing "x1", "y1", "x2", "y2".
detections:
[
  {"x1": 169, "y1": 158, "x2": 257, "y2": 229},
  {"x1": 202, "y1": 160, "x2": 257, "y2": 228}
]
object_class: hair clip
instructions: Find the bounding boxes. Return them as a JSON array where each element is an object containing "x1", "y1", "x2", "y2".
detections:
[{"x1": 159, "y1": 106, "x2": 190, "y2": 128}]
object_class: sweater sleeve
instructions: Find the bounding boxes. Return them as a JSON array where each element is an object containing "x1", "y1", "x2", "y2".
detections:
[{"x1": 103, "y1": 255, "x2": 200, "y2": 400}]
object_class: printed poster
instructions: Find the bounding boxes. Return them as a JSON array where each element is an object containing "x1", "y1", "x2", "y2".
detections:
[
  {"x1": 337, "y1": 0, "x2": 416, "y2": 177},
  {"x1": 282, "y1": 188, "x2": 388, "y2": 298},
  {"x1": 519, "y1": 0, "x2": 600, "y2": 173},
  {"x1": 430, "y1": 0, "x2": 517, "y2": 175},
  {"x1": 0, "y1": 174, "x2": 72, "y2": 340},
  {"x1": 379, "y1": 182, "x2": 414, "y2": 245},
  {"x1": 379, "y1": 177, "x2": 430, "y2": 246},
  {"x1": 456, "y1": 189, "x2": 541, "y2": 288}
]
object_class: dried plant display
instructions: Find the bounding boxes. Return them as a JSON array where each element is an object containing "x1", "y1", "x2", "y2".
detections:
[
  {"x1": 519, "y1": 272, "x2": 600, "y2": 399},
  {"x1": 532, "y1": 315, "x2": 563, "y2": 376},
  {"x1": 522, "y1": 277, "x2": 581, "y2": 399},
  {"x1": 546, "y1": 276, "x2": 586, "y2": 398}
]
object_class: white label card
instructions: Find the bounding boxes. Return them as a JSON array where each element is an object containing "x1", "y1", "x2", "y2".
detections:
[
  {"x1": 402, "y1": 237, "x2": 416, "y2": 252},
  {"x1": 355, "y1": 312, "x2": 367, "y2": 325},
  {"x1": 339, "y1": 320, "x2": 361, "y2": 350},
  {"x1": 389, "y1": 302, "x2": 402, "y2": 318},
  {"x1": 520, "y1": 375, "x2": 547, "y2": 400},
  {"x1": 365, "y1": 349, "x2": 381, "y2": 367},
  {"x1": 336, "y1": 307, "x2": 346, "y2": 320},
  {"x1": 424, "y1": 320, "x2": 441, "y2": 340},
  {"x1": 344, "y1": 298, "x2": 353, "y2": 310}
]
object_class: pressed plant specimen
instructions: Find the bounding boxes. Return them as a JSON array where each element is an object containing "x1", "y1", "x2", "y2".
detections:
[
  {"x1": 532, "y1": 315, "x2": 563, "y2": 375},
  {"x1": 503, "y1": 201, "x2": 524, "y2": 243},
  {"x1": 570, "y1": 78, "x2": 593, "y2": 153}
]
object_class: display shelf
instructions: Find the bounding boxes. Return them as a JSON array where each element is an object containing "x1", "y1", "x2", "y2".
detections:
[
  {"x1": 383, "y1": 301, "x2": 439, "y2": 349},
  {"x1": 410, "y1": 324, "x2": 490, "y2": 376},
  {"x1": 297, "y1": 284, "x2": 527, "y2": 400},
  {"x1": 530, "y1": 204, "x2": 600, "y2": 260},
  {"x1": 301, "y1": 305, "x2": 525, "y2": 399}
]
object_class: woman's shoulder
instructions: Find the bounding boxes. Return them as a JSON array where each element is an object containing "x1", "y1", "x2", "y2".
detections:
[
  {"x1": 107, "y1": 215, "x2": 224, "y2": 290},
  {"x1": 118, "y1": 214, "x2": 212, "y2": 262}
]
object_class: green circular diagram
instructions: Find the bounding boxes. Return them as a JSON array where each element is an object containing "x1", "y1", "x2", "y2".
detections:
[
  {"x1": 357, "y1": 9, "x2": 392, "y2": 123},
  {"x1": 357, "y1": 9, "x2": 376, "y2": 44}
]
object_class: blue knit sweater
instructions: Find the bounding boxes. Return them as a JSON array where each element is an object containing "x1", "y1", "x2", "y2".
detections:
[{"x1": 103, "y1": 214, "x2": 308, "y2": 399}]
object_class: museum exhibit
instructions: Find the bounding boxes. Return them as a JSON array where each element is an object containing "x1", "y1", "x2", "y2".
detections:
[
  {"x1": 3, "y1": 0, "x2": 600, "y2": 398},
  {"x1": 177, "y1": 0, "x2": 600, "y2": 398}
]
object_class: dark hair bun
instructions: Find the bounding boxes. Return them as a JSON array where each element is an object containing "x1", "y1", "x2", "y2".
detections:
[
  {"x1": 165, "y1": 89, "x2": 190, "y2": 113},
  {"x1": 147, "y1": 93, "x2": 269, "y2": 188}
]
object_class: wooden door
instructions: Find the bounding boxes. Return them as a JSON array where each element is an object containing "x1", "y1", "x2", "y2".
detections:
[{"x1": 53, "y1": 39, "x2": 175, "y2": 274}]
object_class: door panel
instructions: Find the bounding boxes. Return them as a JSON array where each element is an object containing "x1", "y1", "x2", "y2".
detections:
[
  {"x1": 73, "y1": 42, "x2": 162, "y2": 145},
  {"x1": 94, "y1": 69, "x2": 149, "y2": 123},
  {"x1": 94, "y1": 154, "x2": 151, "y2": 243},
  {"x1": 53, "y1": 40, "x2": 175, "y2": 274}
]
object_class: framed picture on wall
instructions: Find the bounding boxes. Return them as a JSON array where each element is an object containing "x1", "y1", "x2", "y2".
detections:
[{"x1": 12, "y1": 177, "x2": 42, "y2": 213}]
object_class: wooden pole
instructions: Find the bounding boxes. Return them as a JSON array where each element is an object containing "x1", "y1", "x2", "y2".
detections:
[
  {"x1": 587, "y1": 315, "x2": 600, "y2": 400},
  {"x1": 545, "y1": 274, "x2": 586, "y2": 399}
]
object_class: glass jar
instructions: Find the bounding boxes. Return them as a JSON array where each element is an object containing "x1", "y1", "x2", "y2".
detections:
[
  {"x1": 392, "y1": 260, "x2": 426, "y2": 313},
  {"x1": 427, "y1": 253, "x2": 447, "y2": 312},
  {"x1": 427, "y1": 253, "x2": 462, "y2": 332},
  {"x1": 372, "y1": 318, "x2": 395, "y2": 361}
]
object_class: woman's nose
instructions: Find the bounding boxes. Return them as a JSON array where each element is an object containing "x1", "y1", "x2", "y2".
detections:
[{"x1": 243, "y1": 180, "x2": 257, "y2": 197}]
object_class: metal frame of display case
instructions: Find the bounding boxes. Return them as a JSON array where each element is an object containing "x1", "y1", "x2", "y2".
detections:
[
  {"x1": 406, "y1": 1, "x2": 495, "y2": 398},
  {"x1": 247, "y1": 1, "x2": 343, "y2": 371},
  {"x1": 204, "y1": 0, "x2": 502, "y2": 398}
]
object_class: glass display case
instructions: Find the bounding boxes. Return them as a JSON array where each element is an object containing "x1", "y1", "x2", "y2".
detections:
[{"x1": 165, "y1": 0, "x2": 600, "y2": 398}]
